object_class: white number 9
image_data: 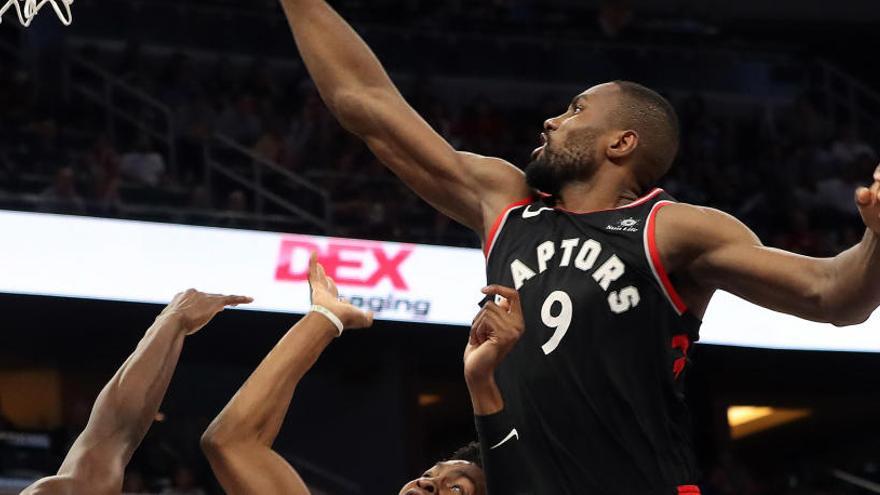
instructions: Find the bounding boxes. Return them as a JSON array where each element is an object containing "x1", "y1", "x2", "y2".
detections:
[{"x1": 541, "y1": 291, "x2": 573, "y2": 355}]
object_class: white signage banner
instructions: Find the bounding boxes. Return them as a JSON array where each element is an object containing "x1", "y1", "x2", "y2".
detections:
[{"x1": 0, "y1": 210, "x2": 877, "y2": 352}]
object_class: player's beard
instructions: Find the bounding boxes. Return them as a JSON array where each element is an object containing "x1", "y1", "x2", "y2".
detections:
[{"x1": 525, "y1": 128, "x2": 600, "y2": 197}]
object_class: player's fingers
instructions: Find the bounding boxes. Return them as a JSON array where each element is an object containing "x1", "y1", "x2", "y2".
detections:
[
  {"x1": 497, "y1": 297, "x2": 511, "y2": 312},
  {"x1": 474, "y1": 311, "x2": 491, "y2": 344},
  {"x1": 471, "y1": 306, "x2": 487, "y2": 327},
  {"x1": 222, "y1": 295, "x2": 254, "y2": 307},
  {"x1": 326, "y1": 276, "x2": 338, "y2": 294},
  {"x1": 483, "y1": 312, "x2": 518, "y2": 347},
  {"x1": 856, "y1": 187, "x2": 872, "y2": 206},
  {"x1": 317, "y1": 260, "x2": 327, "y2": 282},
  {"x1": 471, "y1": 308, "x2": 485, "y2": 331},
  {"x1": 483, "y1": 301, "x2": 505, "y2": 317},
  {"x1": 485, "y1": 285, "x2": 523, "y2": 316},
  {"x1": 874, "y1": 163, "x2": 880, "y2": 182},
  {"x1": 472, "y1": 308, "x2": 488, "y2": 333},
  {"x1": 468, "y1": 323, "x2": 481, "y2": 345},
  {"x1": 482, "y1": 284, "x2": 519, "y2": 302},
  {"x1": 308, "y1": 252, "x2": 319, "y2": 279}
]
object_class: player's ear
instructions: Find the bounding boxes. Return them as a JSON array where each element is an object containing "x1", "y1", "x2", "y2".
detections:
[{"x1": 607, "y1": 130, "x2": 638, "y2": 160}]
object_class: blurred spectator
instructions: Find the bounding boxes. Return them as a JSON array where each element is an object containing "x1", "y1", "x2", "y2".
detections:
[
  {"x1": 188, "y1": 185, "x2": 213, "y2": 211},
  {"x1": 829, "y1": 124, "x2": 876, "y2": 167},
  {"x1": 0, "y1": 395, "x2": 13, "y2": 430},
  {"x1": 597, "y1": 0, "x2": 634, "y2": 38},
  {"x1": 161, "y1": 465, "x2": 206, "y2": 495},
  {"x1": 220, "y1": 189, "x2": 249, "y2": 228},
  {"x1": 122, "y1": 469, "x2": 151, "y2": 494},
  {"x1": 772, "y1": 209, "x2": 828, "y2": 257},
  {"x1": 254, "y1": 117, "x2": 286, "y2": 163},
  {"x1": 85, "y1": 135, "x2": 123, "y2": 214},
  {"x1": 217, "y1": 94, "x2": 262, "y2": 144},
  {"x1": 121, "y1": 134, "x2": 166, "y2": 187},
  {"x1": 226, "y1": 190, "x2": 247, "y2": 214},
  {"x1": 705, "y1": 451, "x2": 760, "y2": 495},
  {"x1": 39, "y1": 166, "x2": 85, "y2": 215}
]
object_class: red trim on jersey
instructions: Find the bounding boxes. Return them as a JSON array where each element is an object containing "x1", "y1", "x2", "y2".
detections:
[
  {"x1": 553, "y1": 187, "x2": 663, "y2": 215},
  {"x1": 678, "y1": 485, "x2": 701, "y2": 494},
  {"x1": 484, "y1": 198, "x2": 532, "y2": 259},
  {"x1": 672, "y1": 334, "x2": 691, "y2": 380},
  {"x1": 646, "y1": 201, "x2": 688, "y2": 315}
]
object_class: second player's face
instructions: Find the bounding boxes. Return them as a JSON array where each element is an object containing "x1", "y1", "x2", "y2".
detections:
[{"x1": 398, "y1": 461, "x2": 486, "y2": 495}]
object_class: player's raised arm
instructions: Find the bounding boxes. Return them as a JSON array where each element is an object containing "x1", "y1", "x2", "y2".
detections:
[
  {"x1": 464, "y1": 285, "x2": 530, "y2": 495},
  {"x1": 658, "y1": 165, "x2": 880, "y2": 326},
  {"x1": 21, "y1": 290, "x2": 251, "y2": 495},
  {"x1": 278, "y1": 0, "x2": 529, "y2": 237},
  {"x1": 200, "y1": 254, "x2": 373, "y2": 495}
]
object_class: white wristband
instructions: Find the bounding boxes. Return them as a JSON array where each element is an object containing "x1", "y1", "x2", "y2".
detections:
[{"x1": 310, "y1": 304, "x2": 344, "y2": 337}]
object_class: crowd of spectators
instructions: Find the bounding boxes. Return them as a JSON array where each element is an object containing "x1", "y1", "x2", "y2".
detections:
[{"x1": 1, "y1": 40, "x2": 875, "y2": 252}]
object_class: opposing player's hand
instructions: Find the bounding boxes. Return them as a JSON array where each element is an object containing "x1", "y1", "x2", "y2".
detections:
[
  {"x1": 464, "y1": 285, "x2": 524, "y2": 382},
  {"x1": 161, "y1": 289, "x2": 253, "y2": 336},
  {"x1": 856, "y1": 164, "x2": 880, "y2": 235},
  {"x1": 308, "y1": 252, "x2": 374, "y2": 331}
]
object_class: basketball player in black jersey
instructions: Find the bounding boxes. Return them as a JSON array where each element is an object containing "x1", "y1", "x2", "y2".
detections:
[
  {"x1": 280, "y1": 1, "x2": 880, "y2": 492},
  {"x1": 21, "y1": 290, "x2": 252, "y2": 495},
  {"x1": 202, "y1": 254, "x2": 495, "y2": 495}
]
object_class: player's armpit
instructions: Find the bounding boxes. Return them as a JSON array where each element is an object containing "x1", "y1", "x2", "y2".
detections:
[
  {"x1": 201, "y1": 441, "x2": 311, "y2": 495},
  {"x1": 346, "y1": 90, "x2": 529, "y2": 237},
  {"x1": 654, "y1": 203, "x2": 838, "y2": 323}
]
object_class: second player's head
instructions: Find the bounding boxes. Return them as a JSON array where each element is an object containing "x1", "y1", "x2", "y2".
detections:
[
  {"x1": 398, "y1": 442, "x2": 486, "y2": 495},
  {"x1": 526, "y1": 80, "x2": 679, "y2": 197}
]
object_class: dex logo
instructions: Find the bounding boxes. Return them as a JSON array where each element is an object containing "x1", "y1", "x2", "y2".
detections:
[{"x1": 275, "y1": 237, "x2": 413, "y2": 290}]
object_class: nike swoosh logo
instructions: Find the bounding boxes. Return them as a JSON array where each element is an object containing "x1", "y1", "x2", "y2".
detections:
[
  {"x1": 490, "y1": 428, "x2": 519, "y2": 450},
  {"x1": 522, "y1": 205, "x2": 553, "y2": 219}
]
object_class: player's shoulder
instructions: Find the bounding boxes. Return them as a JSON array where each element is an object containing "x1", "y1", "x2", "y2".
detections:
[
  {"x1": 656, "y1": 201, "x2": 723, "y2": 220},
  {"x1": 654, "y1": 202, "x2": 756, "y2": 248}
]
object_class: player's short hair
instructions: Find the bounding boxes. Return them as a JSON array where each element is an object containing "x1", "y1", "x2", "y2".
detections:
[
  {"x1": 447, "y1": 441, "x2": 483, "y2": 469},
  {"x1": 611, "y1": 80, "x2": 680, "y2": 186}
]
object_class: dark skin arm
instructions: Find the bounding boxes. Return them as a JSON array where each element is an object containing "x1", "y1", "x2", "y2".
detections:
[
  {"x1": 278, "y1": 0, "x2": 529, "y2": 239},
  {"x1": 201, "y1": 254, "x2": 373, "y2": 495},
  {"x1": 658, "y1": 165, "x2": 880, "y2": 326},
  {"x1": 21, "y1": 290, "x2": 252, "y2": 495}
]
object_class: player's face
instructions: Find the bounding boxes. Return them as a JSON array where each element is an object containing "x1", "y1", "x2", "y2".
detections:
[
  {"x1": 526, "y1": 83, "x2": 620, "y2": 195},
  {"x1": 398, "y1": 461, "x2": 486, "y2": 495}
]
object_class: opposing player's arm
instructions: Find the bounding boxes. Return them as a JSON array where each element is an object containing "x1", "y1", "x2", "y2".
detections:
[
  {"x1": 659, "y1": 174, "x2": 880, "y2": 326},
  {"x1": 279, "y1": 0, "x2": 529, "y2": 237},
  {"x1": 201, "y1": 255, "x2": 373, "y2": 495},
  {"x1": 465, "y1": 285, "x2": 529, "y2": 495},
  {"x1": 22, "y1": 291, "x2": 252, "y2": 495}
]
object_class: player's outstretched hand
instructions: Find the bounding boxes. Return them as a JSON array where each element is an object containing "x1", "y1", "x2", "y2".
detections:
[
  {"x1": 308, "y1": 252, "x2": 374, "y2": 331},
  {"x1": 856, "y1": 164, "x2": 880, "y2": 235},
  {"x1": 160, "y1": 289, "x2": 253, "y2": 336},
  {"x1": 464, "y1": 285, "x2": 524, "y2": 382}
]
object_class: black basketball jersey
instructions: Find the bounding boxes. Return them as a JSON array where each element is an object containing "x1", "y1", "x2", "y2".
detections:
[{"x1": 482, "y1": 188, "x2": 701, "y2": 495}]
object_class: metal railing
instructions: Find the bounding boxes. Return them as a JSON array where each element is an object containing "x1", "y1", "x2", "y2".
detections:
[
  {"x1": 203, "y1": 133, "x2": 333, "y2": 233},
  {"x1": 831, "y1": 468, "x2": 880, "y2": 493},
  {"x1": 65, "y1": 55, "x2": 178, "y2": 176},
  {"x1": 817, "y1": 60, "x2": 880, "y2": 136}
]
